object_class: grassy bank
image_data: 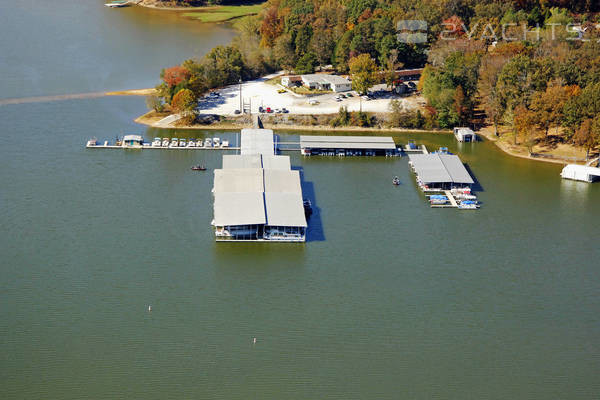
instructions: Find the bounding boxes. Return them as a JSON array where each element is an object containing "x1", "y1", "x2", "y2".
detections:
[
  {"x1": 182, "y1": 4, "x2": 263, "y2": 23},
  {"x1": 477, "y1": 126, "x2": 591, "y2": 165}
]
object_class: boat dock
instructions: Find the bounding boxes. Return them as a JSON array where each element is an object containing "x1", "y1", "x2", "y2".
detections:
[
  {"x1": 408, "y1": 152, "x2": 480, "y2": 210},
  {"x1": 85, "y1": 135, "x2": 237, "y2": 150},
  {"x1": 401, "y1": 144, "x2": 428, "y2": 154}
]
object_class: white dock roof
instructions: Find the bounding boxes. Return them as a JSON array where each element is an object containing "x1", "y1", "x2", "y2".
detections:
[
  {"x1": 262, "y1": 155, "x2": 291, "y2": 170},
  {"x1": 264, "y1": 169, "x2": 302, "y2": 193},
  {"x1": 213, "y1": 192, "x2": 266, "y2": 226},
  {"x1": 213, "y1": 129, "x2": 306, "y2": 228},
  {"x1": 408, "y1": 154, "x2": 474, "y2": 184},
  {"x1": 213, "y1": 169, "x2": 264, "y2": 193},
  {"x1": 241, "y1": 128, "x2": 274, "y2": 155},
  {"x1": 222, "y1": 154, "x2": 262, "y2": 169},
  {"x1": 264, "y1": 192, "x2": 307, "y2": 227}
]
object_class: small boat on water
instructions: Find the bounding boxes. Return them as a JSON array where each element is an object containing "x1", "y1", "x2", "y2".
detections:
[
  {"x1": 221, "y1": 140, "x2": 229, "y2": 148},
  {"x1": 213, "y1": 137, "x2": 221, "y2": 147},
  {"x1": 392, "y1": 176, "x2": 400, "y2": 185},
  {"x1": 105, "y1": 0, "x2": 129, "y2": 7},
  {"x1": 152, "y1": 137, "x2": 162, "y2": 147},
  {"x1": 458, "y1": 200, "x2": 479, "y2": 209},
  {"x1": 162, "y1": 138, "x2": 170, "y2": 147},
  {"x1": 87, "y1": 138, "x2": 98, "y2": 147},
  {"x1": 204, "y1": 138, "x2": 213, "y2": 147},
  {"x1": 191, "y1": 165, "x2": 207, "y2": 171},
  {"x1": 303, "y1": 199, "x2": 312, "y2": 217}
]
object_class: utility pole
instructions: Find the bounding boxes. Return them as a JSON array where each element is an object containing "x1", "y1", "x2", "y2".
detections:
[{"x1": 239, "y1": 78, "x2": 242, "y2": 113}]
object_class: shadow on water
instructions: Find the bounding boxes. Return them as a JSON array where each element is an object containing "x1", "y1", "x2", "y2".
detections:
[
  {"x1": 293, "y1": 166, "x2": 325, "y2": 242},
  {"x1": 463, "y1": 163, "x2": 484, "y2": 192}
]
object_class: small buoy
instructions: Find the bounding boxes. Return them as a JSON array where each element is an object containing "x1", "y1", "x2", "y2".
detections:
[
  {"x1": 252, "y1": 337, "x2": 257, "y2": 344},
  {"x1": 148, "y1": 305, "x2": 152, "y2": 312}
]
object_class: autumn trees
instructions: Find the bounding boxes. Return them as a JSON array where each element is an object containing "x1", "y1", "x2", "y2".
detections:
[{"x1": 348, "y1": 54, "x2": 377, "y2": 95}]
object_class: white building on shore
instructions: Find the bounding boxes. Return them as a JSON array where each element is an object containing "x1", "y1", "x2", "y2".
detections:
[{"x1": 300, "y1": 74, "x2": 352, "y2": 92}]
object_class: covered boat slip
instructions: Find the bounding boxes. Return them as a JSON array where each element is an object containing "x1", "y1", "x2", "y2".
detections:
[
  {"x1": 408, "y1": 153, "x2": 474, "y2": 190},
  {"x1": 212, "y1": 165, "x2": 307, "y2": 242},
  {"x1": 560, "y1": 164, "x2": 600, "y2": 183},
  {"x1": 300, "y1": 135, "x2": 397, "y2": 156},
  {"x1": 212, "y1": 128, "x2": 307, "y2": 242}
]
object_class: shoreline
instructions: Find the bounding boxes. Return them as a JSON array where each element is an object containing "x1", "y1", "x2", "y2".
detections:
[
  {"x1": 476, "y1": 127, "x2": 587, "y2": 166},
  {"x1": 134, "y1": 110, "x2": 592, "y2": 165},
  {"x1": 134, "y1": 110, "x2": 452, "y2": 134},
  {"x1": 106, "y1": 88, "x2": 156, "y2": 96}
]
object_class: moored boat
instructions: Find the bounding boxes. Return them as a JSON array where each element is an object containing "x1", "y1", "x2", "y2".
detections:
[
  {"x1": 105, "y1": 0, "x2": 129, "y2": 7},
  {"x1": 191, "y1": 165, "x2": 207, "y2": 171},
  {"x1": 392, "y1": 176, "x2": 400, "y2": 185}
]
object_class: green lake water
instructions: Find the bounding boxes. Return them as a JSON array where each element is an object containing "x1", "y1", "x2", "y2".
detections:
[{"x1": 1, "y1": 1, "x2": 599, "y2": 399}]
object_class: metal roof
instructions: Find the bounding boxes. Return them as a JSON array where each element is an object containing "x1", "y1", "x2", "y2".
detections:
[
  {"x1": 264, "y1": 192, "x2": 307, "y2": 227},
  {"x1": 213, "y1": 129, "x2": 306, "y2": 228},
  {"x1": 261, "y1": 155, "x2": 291, "y2": 170},
  {"x1": 213, "y1": 169, "x2": 264, "y2": 193},
  {"x1": 264, "y1": 169, "x2": 302, "y2": 193},
  {"x1": 301, "y1": 135, "x2": 395, "y2": 143},
  {"x1": 240, "y1": 128, "x2": 274, "y2": 155},
  {"x1": 301, "y1": 74, "x2": 350, "y2": 85},
  {"x1": 213, "y1": 192, "x2": 266, "y2": 226},
  {"x1": 300, "y1": 135, "x2": 396, "y2": 150},
  {"x1": 222, "y1": 155, "x2": 262, "y2": 169},
  {"x1": 408, "y1": 154, "x2": 474, "y2": 184}
]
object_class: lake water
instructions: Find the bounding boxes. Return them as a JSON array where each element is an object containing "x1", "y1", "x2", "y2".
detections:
[{"x1": 1, "y1": 2, "x2": 599, "y2": 399}]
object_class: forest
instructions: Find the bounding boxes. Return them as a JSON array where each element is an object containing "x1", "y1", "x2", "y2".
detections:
[{"x1": 152, "y1": 0, "x2": 600, "y2": 154}]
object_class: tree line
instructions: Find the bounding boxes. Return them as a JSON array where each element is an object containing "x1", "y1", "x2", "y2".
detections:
[{"x1": 151, "y1": 0, "x2": 600, "y2": 156}]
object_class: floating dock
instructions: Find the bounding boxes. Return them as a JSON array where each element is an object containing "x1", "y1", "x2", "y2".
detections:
[{"x1": 85, "y1": 135, "x2": 237, "y2": 150}]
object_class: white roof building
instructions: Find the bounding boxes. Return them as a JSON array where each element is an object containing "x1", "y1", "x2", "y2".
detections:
[
  {"x1": 560, "y1": 164, "x2": 600, "y2": 183},
  {"x1": 453, "y1": 127, "x2": 476, "y2": 142},
  {"x1": 301, "y1": 74, "x2": 352, "y2": 92}
]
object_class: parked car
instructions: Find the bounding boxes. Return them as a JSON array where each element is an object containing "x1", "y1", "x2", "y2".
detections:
[
  {"x1": 266, "y1": 107, "x2": 273, "y2": 113},
  {"x1": 258, "y1": 106, "x2": 264, "y2": 113},
  {"x1": 282, "y1": 108, "x2": 289, "y2": 113},
  {"x1": 308, "y1": 99, "x2": 319, "y2": 105},
  {"x1": 346, "y1": 92, "x2": 353, "y2": 97},
  {"x1": 277, "y1": 89, "x2": 286, "y2": 94},
  {"x1": 209, "y1": 92, "x2": 219, "y2": 97},
  {"x1": 361, "y1": 95, "x2": 371, "y2": 101},
  {"x1": 234, "y1": 109, "x2": 241, "y2": 114}
]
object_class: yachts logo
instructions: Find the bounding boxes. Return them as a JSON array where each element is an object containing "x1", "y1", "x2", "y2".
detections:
[{"x1": 397, "y1": 20, "x2": 428, "y2": 44}]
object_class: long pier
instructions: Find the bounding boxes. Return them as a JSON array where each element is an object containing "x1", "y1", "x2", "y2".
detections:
[{"x1": 86, "y1": 143, "x2": 240, "y2": 150}]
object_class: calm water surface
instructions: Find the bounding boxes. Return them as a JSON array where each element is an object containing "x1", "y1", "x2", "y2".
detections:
[{"x1": 1, "y1": 2, "x2": 599, "y2": 400}]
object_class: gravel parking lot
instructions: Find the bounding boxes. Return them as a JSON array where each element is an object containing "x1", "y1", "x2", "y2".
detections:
[{"x1": 198, "y1": 73, "x2": 421, "y2": 116}]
